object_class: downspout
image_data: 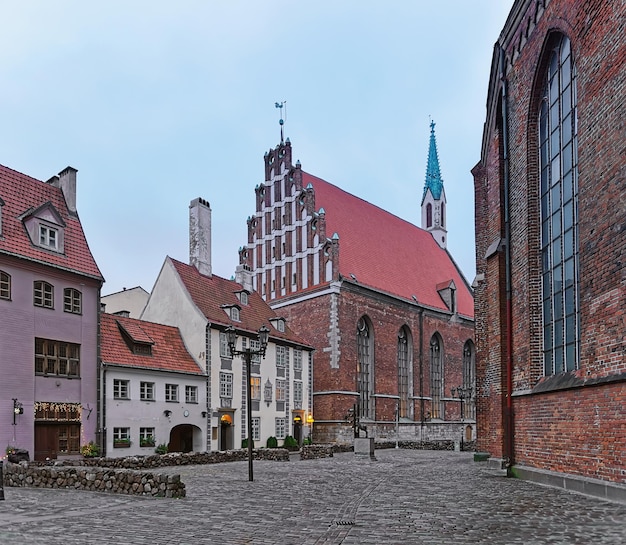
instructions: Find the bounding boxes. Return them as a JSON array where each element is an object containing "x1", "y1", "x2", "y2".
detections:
[
  {"x1": 499, "y1": 44, "x2": 514, "y2": 470},
  {"x1": 418, "y1": 308, "x2": 424, "y2": 442}
]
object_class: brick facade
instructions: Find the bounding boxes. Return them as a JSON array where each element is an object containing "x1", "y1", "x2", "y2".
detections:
[
  {"x1": 473, "y1": 0, "x2": 625, "y2": 484},
  {"x1": 242, "y1": 138, "x2": 475, "y2": 445}
]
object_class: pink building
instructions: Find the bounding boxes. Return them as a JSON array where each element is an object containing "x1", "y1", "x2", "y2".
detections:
[{"x1": 0, "y1": 164, "x2": 103, "y2": 461}]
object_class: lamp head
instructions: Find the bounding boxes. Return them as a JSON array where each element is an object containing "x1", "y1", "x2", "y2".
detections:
[
  {"x1": 258, "y1": 325, "x2": 270, "y2": 354},
  {"x1": 225, "y1": 326, "x2": 238, "y2": 354}
]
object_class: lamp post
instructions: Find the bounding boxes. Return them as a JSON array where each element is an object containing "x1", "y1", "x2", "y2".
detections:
[
  {"x1": 226, "y1": 324, "x2": 270, "y2": 482},
  {"x1": 451, "y1": 386, "x2": 473, "y2": 451},
  {"x1": 306, "y1": 413, "x2": 314, "y2": 444}
]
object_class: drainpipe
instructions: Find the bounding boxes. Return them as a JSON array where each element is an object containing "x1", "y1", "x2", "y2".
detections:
[
  {"x1": 499, "y1": 44, "x2": 514, "y2": 471},
  {"x1": 418, "y1": 308, "x2": 424, "y2": 442}
]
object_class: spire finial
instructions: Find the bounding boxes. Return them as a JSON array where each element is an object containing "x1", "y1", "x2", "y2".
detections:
[{"x1": 275, "y1": 101, "x2": 286, "y2": 144}]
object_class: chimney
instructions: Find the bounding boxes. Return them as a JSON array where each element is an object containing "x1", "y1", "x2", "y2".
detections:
[
  {"x1": 235, "y1": 264, "x2": 254, "y2": 292},
  {"x1": 189, "y1": 198, "x2": 212, "y2": 277},
  {"x1": 58, "y1": 167, "x2": 78, "y2": 216}
]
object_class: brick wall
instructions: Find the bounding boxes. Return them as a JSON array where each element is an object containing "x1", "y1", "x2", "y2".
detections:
[{"x1": 473, "y1": 0, "x2": 625, "y2": 483}]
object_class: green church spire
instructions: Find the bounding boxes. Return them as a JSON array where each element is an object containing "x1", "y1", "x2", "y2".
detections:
[{"x1": 422, "y1": 120, "x2": 444, "y2": 203}]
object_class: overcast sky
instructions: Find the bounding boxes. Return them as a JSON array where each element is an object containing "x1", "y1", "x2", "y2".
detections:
[{"x1": 1, "y1": 1, "x2": 513, "y2": 295}]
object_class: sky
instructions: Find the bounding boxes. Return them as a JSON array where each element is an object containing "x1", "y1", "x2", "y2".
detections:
[{"x1": 1, "y1": 1, "x2": 513, "y2": 296}]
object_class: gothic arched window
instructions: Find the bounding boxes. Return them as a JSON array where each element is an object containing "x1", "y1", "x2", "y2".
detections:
[
  {"x1": 462, "y1": 340, "x2": 475, "y2": 420},
  {"x1": 426, "y1": 203, "x2": 433, "y2": 228},
  {"x1": 429, "y1": 334, "x2": 443, "y2": 419},
  {"x1": 539, "y1": 34, "x2": 579, "y2": 375},
  {"x1": 357, "y1": 317, "x2": 374, "y2": 419},
  {"x1": 397, "y1": 326, "x2": 413, "y2": 419}
]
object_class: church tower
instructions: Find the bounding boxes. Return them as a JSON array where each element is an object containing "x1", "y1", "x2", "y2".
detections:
[{"x1": 421, "y1": 121, "x2": 447, "y2": 249}]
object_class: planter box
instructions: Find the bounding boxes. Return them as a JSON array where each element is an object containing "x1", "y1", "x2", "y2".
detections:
[{"x1": 113, "y1": 441, "x2": 131, "y2": 448}]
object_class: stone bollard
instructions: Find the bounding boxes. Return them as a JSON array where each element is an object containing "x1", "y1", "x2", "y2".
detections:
[{"x1": 0, "y1": 461, "x2": 4, "y2": 500}]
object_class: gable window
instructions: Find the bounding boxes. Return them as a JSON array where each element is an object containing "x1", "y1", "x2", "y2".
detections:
[
  {"x1": 430, "y1": 334, "x2": 443, "y2": 419},
  {"x1": 63, "y1": 288, "x2": 82, "y2": 314},
  {"x1": 39, "y1": 224, "x2": 58, "y2": 250},
  {"x1": 34, "y1": 281, "x2": 54, "y2": 308},
  {"x1": 185, "y1": 385, "x2": 198, "y2": 403},
  {"x1": 397, "y1": 326, "x2": 413, "y2": 419},
  {"x1": 140, "y1": 381, "x2": 155, "y2": 401},
  {"x1": 35, "y1": 338, "x2": 80, "y2": 377},
  {"x1": 113, "y1": 379, "x2": 130, "y2": 399},
  {"x1": 539, "y1": 34, "x2": 580, "y2": 375},
  {"x1": 357, "y1": 317, "x2": 374, "y2": 419},
  {"x1": 165, "y1": 383, "x2": 179, "y2": 402},
  {"x1": 0, "y1": 271, "x2": 10, "y2": 300},
  {"x1": 240, "y1": 292, "x2": 249, "y2": 305}
]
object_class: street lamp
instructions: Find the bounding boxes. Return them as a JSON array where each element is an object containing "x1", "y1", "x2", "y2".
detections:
[
  {"x1": 225, "y1": 324, "x2": 270, "y2": 482},
  {"x1": 12, "y1": 398, "x2": 23, "y2": 426},
  {"x1": 451, "y1": 386, "x2": 473, "y2": 451}
]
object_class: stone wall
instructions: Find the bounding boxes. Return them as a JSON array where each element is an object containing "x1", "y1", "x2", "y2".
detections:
[{"x1": 4, "y1": 463, "x2": 185, "y2": 498}]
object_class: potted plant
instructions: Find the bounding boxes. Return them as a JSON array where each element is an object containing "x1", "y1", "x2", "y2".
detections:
[
  {"x1": 140, "y1": 436, "x2": 155, "y2": 447},
  {"x1": 80, "y1": 441, "x2": 101, "y2": 458},
  {"x1": 155, "y1": 443, "x2": 168, "y2": 455}
]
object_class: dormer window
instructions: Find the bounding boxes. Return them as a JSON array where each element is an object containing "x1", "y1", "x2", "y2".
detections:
[
  {"x1": 39, "y1": 225, "x2": 58, "y2": 250},
  {"x1": 270, "y1": 317, "x2": 286, "y2": 333},
  {"x1": 231, "y1": 307, "x2": 240, "y2": 321},
  {"x1": 236, "y1": 291, "x2": 249, "y2": 306}
]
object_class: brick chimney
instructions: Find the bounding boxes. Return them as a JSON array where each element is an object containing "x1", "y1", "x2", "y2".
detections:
[{"x1": 189, "y1": 198, "x2": 212, "y2": 277}]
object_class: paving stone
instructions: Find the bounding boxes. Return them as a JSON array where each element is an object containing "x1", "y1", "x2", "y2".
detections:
[{"x1": 0, "y1": 450, "x2": 624, "y2": 544}]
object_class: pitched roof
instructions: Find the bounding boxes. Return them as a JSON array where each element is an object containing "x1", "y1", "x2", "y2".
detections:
[
  {"x1": 100, "y1": 313, "x2": 203, "y2": 374},
  {"x1": 301, "y1": 172, "x2": 474, "y2": 318},
  {"x1": 0, "y1": 164, "x2": 103, "y2": 280},
  {"x1": 169, "y1": 257, "x2": 312, "y2": 346}
]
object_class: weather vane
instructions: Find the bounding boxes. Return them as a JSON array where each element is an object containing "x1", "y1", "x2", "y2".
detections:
[{"x1": 275, "y1": 101, "x2": 286, "y2": 143}]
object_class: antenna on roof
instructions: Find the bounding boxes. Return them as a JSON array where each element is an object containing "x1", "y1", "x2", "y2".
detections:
[{"x1": 275, "y1": 101, "x2": 286, "y2": 144}]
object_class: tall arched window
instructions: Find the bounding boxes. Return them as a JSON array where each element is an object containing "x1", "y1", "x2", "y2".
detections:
[
  {"x1": 539, "y1": 34, "x2": 579, "y2": 375},
  {"x1": 429, "y1": 334, "x2": 443, "y2": 419},
  {"x1": 426, "y1": 203, "x2": 433, "y2": 228},
  {"x1": 357, "y1": 317, "x2": 374, "y2": 419},
  {"x1": 397, "y1": 326, "x2": 413, "y2": 419},
  {"x1": 462, "y1": 340, "x2": 475, "y2": 420}
]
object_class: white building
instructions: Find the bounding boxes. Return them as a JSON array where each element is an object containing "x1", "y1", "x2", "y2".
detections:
[
  {"x1": 101, "y1": 286, "x2": 149, "y2": 319},
  {"x1": 141, "y1": 198, "x2": 314, "y2": 450},
  {"x1": 100, "y1": 313, "x2": 206, "y2": 457}
]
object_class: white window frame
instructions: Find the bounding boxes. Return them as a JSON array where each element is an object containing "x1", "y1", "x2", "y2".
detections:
[
  {"x1": 252, "y1": 417, "x2": 260, "y2": 441},
  {"x1": 140, "y1": 381, "x2": 155, "y2": 401},
  {"x1": 113, "y1": 379, "x2": 130, "y2": 400},
  {"x1": 185, "y1": 385, "x2": 198, "y2": 403},
  {"x1": 165, "y1": 383, "x2": 179, "y2": 402},
  {"x1": 220, "y1": 373, "x2": 233, "y2": 398},
  {"x1": 275, "y1": 417, "x2": 286, "y2": 440},
  {"x1": 39, "y1": 224, "x2": 58, "y2": 250},
  {"x1": 276, "y1": 379, "x2": 287, "y2": 402}
]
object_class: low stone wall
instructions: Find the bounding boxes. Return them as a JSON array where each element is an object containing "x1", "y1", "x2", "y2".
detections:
[
  {"x1": 37, "y1": 448, "x2": 291, "y2": 470},
  {"x1": 300, "y1": 444, "x2": 334, "y2": 460},
  {"x1": 4, "y1": 463, "x2": 185, "y2": 498}
]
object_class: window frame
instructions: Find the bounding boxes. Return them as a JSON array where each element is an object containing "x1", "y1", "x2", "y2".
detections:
[
  {"x1": 63, "y1": 288, "x2": 82, "y2": 314},
  {"x1": 430, "y1": 334, "x2": 443, "y2": 420},
  {"x1": 165, "y1": 383, "x2": 179, "y2": 402},
  {"x1": 39, "y1": 224, "x2": 58, "y2": 250},
  {"x1": 113, "y1": 379, "x2": 130, "y2": 400},
  {"x1": 140, "y1": 381, "x2": 155, "y2": 401},
  {"x1": 35, "y1": 338, "x2": 80, "y2": 377},
  {"x1": 275, "y1": 417, "x2": 286, "y2": 440},
  {"x1": 0, "y1": 270, "x2": 11, "y2": 300},
  {"x1": 34, "y1": 280, "x2": 54, "y2": 308},
  {"x1": 219, "y1": 372, "x2": 233, "y2": 399},
  {"x1": 185, "y1": 385, "x2": 198, "y2": 404}
]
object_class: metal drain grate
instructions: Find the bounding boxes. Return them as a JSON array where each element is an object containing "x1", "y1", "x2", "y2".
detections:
[{"x1": 333, "y1": 520, "x2": 355, "y2": 526}]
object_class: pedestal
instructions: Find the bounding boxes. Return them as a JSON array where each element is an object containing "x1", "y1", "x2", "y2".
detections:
[{"x1": 354, "y1": 437, "x2": 376, "y2": 460}]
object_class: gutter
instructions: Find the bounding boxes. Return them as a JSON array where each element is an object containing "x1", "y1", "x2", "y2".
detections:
[{"x1": 499, "y1": 44, "x2": 515, "y2": 471}]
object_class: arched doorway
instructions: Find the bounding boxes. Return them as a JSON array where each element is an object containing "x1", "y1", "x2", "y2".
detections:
[
  {"x1": 219, "y1": 412, "x2": 234, "y2": 450},
  {"x1": 168, "y1": 424, "x2": 200, "y2": 453}
]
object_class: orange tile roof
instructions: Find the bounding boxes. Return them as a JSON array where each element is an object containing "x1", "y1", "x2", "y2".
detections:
[
  {"x1": 0, "y1": 164, "x2": 103, "y2": 280},
  {"x1": 302, "y1": 172, "x2": 474, "y2": 318},
  {"x1": 101, "y1": 313, "x2": 203, "y2": 374},
  {"x1": 169, "y1": 257, "x2": 312, "y2": 346}
]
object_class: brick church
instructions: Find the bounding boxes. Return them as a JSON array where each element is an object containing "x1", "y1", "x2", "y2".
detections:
[
  {"x1": 473, "y1": 0, "x2": 625, "y2": 495},
  {"x1": 238, "y1": 124, "x2": 475, "y2": 445}
]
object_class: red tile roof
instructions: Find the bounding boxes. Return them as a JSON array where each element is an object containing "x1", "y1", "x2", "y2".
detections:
[
  {"x1": 302, "y1": 172, "x2": 474, "y2": 318},
  {"x1": 101, "y1": 313, "x2": 203, "y2": 374},
  {"x1": 169, "y1": 257, "x2": 312, "y2": 346},
  {"x1": 0, "y1": 164, "x2": 103, "y2": 280}
]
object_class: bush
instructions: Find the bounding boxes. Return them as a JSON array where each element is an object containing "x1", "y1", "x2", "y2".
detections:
[
  {"x1": 266, "y1": 436, "x2": 278, "y2": 448},
  {"x1": 242, "y1": 438, "x2": 254, "y2": 449},
  {"x1": 283, "y1": 435, "x2": 299, "y2": 451},
  {"x1": 155, "y1": 443, "x2": 168, "y2": 455},
  {"x1": 80, "y1": 441, "x2": 101, "y2": 458}
]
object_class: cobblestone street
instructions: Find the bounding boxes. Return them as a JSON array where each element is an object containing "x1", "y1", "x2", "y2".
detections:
[{"x1": 1, "y1": 449, "x2": 624, "y2": 544}]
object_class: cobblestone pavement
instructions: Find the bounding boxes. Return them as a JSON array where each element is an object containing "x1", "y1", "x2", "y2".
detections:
[{"x1": 1, "y1": 449, "x2": 625, "y2": 544}]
